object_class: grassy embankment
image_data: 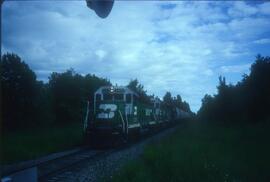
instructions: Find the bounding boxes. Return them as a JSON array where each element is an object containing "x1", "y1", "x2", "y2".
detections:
[
  {"x1": 112, "y1": 120, "x2": 270, "y2": 182},
  {"x1": 1, "y1": 123, "x2": 83, "y2": 165}
]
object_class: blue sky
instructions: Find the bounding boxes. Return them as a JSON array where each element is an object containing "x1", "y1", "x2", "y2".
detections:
[{"x1": 2, "y1": 1, "x2": 270, "y2": 112}]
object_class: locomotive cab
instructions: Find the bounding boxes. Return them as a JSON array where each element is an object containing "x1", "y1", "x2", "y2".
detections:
[{"x1": 85, "y1": 86, "x2": 139, "y2": 144}]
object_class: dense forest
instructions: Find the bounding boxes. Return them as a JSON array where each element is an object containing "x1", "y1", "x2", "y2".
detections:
[
  {"x1": 198, "y1": 55, "x2": 270, "y2": 123},
  {"x1": 1, "y1": 53, "x2": 192, "y2": 131},
  {"x1": 1, "y1": 53, "x2": 111, "y2": 130}
]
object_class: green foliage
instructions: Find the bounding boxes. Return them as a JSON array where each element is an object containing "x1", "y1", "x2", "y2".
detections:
[
  {"x1": 2, "y1": 123, "x2": 83, "y2": 164},
  {"x1": 127, "y1": 79, "x2": 152, "y2": 104},
  {"x1": 198, "y1": 55, "x2": 270, "y2": 123},
  {"x1": 34, "y1": 82, "x2": 54, "y2": 126},
  {"x1": 1, "y1": 52, "x2": 111, "y2": 130},
  {"x1": 48, "y1": 69, "x2": 110, "y2": 124},
  {"x1": 1, "y1": 53, "x2": 112, "y2": 164},
  {"x1": 163, "y1": 92, "x2": 192, "y2": 113},
  {"x1": 82, "y1": 73, "x2": 111, "y2": 110},
  {"x1": 49, "y1": 69, "x2": 82, "y2": 123},
  {"x1": 111, "y1": 121, "x2": 270, "y2": 182},
  {"x1": 1, "y1": 53, "x2": 38, "y2": 129}
]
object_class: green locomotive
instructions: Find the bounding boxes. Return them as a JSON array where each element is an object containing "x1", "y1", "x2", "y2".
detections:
[{"x1": 84, "y1": 86, "x2": 186, "y2": 144}]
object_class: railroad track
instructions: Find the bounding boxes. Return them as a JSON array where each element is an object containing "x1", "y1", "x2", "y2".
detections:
[
  {"x1": 1, "y1": 146, "x2": 117, "y2": 181},
  {"x1": 1, "y1": 124, "x2": 182, "y2": 182},
  {"x1": 39, "y1": 148, "x2": 117, "y2": 182}
]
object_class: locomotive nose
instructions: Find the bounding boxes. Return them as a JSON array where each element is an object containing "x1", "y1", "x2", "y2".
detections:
[{"x1": 97, "y1": 104, "x2": 117, "y2": 119}]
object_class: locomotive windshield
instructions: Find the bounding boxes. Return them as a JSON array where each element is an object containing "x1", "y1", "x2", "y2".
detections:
[
  {"x1": 103, "y1": 93, "x2": 112, "y2": 101},
  {"x1": 100, "y1": 93, "x2": 124, "y2": 101},
  {"x1": 101, "y1": 93, "x2": 124, "y2": 101},
  {"x1": 114, "y1": 94, "x2": 124, "y2": 101},
  {"x1": 98, "y1": 87, "x2": 126, "y2": 101}
]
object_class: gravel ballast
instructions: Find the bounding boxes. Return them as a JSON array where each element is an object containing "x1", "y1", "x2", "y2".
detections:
[{"x1": 41, "y1": 126, "x2": 181, "y2": 182}]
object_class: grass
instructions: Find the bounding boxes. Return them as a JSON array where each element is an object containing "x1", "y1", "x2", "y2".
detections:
[
  {"x1": 1, "y1": 123, "x2": 83, "y2": 165},
  {"x1": 111, "y1": 120, "x2": 270, "y2": 182}
]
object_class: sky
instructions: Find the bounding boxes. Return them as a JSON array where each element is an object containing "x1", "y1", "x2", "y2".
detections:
[{"x1": 2, "y1": 1, "x2": 270, "y2": 112}]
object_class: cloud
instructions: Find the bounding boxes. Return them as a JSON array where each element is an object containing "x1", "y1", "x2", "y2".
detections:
[
  {"x1": 254, "y1": 38, "x2": 270, "y2": 44},
  {"x1": 258, "y1": 2, "x2": 270, "y2": 15},
  {"x1": 2, "y1": 1, "x2": 270, "y2": 112},
  {"x1": 228, "y1": 2, "x2": 258, "y2": 18},
  {"x1": 95, "y1": 50, "x2": 107, "y2": 60},
  {"x1": 221, "y1": 64, "x2": 250, "y2": 74}
]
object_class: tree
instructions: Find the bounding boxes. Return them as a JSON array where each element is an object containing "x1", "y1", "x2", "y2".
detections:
[
  {"x1": 198, "y1": 55, "x2": 270, "y2": 123},
  {"x1": 48, "y1": 69, "x2": 111, "y2": 124},
  {"x1": 163, "y1": 92, "x2": 173, "y2": 108},
  {"x1": 127, "y1": 79, "x2": 151, "y2": 104},
  {"x1": 176, "y1": 95, "x2": 182, "y2": 105},
  {"x1": 81, "y1": 73, "x2": 111, "y2": 121},
  {"x1": 48, "y1": 69, "x2": 83, "y2": 124},
  {"x1": 1, "y1": 53, "x2": 38, "y2": 129}
]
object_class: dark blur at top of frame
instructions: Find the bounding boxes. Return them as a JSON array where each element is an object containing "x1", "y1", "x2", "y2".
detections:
[{"x1": 86, "y1": 0, "x2": 114, "y2": 19}]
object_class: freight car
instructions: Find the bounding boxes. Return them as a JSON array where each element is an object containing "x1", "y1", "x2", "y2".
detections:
[{"x1": 83, "y1": 86, "x2": 189, "y2": 144}]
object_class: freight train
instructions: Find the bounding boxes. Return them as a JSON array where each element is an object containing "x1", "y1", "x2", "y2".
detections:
[{"x1": 83, "y1": 86, "x2": 190, "y2": 144}]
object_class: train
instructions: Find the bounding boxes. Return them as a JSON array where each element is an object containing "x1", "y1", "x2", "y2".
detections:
[{"x1": 83, "y1": 86, "x2": 190, "y2": 145}]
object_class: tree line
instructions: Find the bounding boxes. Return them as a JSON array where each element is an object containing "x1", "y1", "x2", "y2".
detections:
[
  {"x1": 1, "y1": 52, "x2": 192, "y2": 131},
  {"x1": 1, "y1": 53, "x2": 111, "y2": 130},
  {"x1": 198, "y1": 55, "x2": 270, "y2": 123}
]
